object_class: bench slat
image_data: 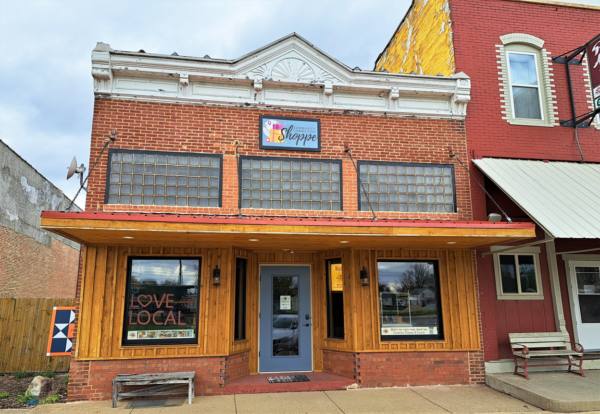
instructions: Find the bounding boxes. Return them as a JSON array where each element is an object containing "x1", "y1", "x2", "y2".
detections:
[
  {"x1": 511, "y1": 341, "x2": 568, "y2": 349},
  {"x1": 114, "y1": 372, "x2": 195, "y2": 382},
  {"x1": 513, "y1": 349, "x2": 582, "y2": 358},
  {"x1": 509, "y1": 334, "x2": 567, "y2": 343}
]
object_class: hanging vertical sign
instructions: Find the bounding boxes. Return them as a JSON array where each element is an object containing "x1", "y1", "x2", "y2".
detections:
[
  {"x1": 586, "y1": 35, "x2": 600, "y2": 109},
  {"x1": 259, "y1": 115, "x2": 321, "y2": 151},
  {"x1": 46, "y1": 307, "x2": 76, "y2": 356}
]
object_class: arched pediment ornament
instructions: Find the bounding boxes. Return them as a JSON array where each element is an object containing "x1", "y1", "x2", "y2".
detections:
[
  {"x1": 271, "y1": 58, "x2": 315, "y2": 81},
  {"x1": 500, "y1": 33, "x2": 544, "y2": 49}
]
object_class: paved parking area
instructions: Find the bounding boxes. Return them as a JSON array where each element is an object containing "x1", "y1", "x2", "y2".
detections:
[{"x1": 6, "y1": 384, "x2": 600, "y2": 413}]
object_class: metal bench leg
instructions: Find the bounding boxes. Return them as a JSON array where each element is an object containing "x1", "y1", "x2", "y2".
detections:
[
  {"x1": 567, "y1": 355, "x2": 585, "y2": 377},
  {"x1": 513, "y1": 356, "x2": 529, "y2": 380},
  {"x1": 188, "y1": 380, "x2": 193, "y2": 404}
]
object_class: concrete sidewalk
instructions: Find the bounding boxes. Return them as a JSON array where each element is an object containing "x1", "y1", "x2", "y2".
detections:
[
  {"x1": 5, "y1": 385, "x2": 599, "y2": 414},
  {"x1": 487, "y1": 370, "x2": 600, "y2": 412}
]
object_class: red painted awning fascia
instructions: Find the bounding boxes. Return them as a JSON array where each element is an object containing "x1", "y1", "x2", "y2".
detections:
[{"x1": 41, "y1": 211, "x2": 534, "y2": 230}]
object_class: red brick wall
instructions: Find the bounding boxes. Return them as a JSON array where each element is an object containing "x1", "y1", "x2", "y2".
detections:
[
  {"x1": 323, "y1": 350, "x2": 484, "y2": 387},
  {"x1": 323, "y1": 350, "x2": 356, "y2": 380},
  {"x1": 85, "y1": 99, "x2": 473, "y2": 221},
  {"x1": 224, "y1": 351, "x2": 249, "y2": 384},
  {"x1": 0, "y1": 226, "x2": 80, "y2": 298}
]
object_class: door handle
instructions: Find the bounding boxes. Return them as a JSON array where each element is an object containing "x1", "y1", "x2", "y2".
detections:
[
  {"x1": 304, "y1": 323, "x2": 310, "y2": 327},
  {"x1": 305, "y1": 314, "x2": 310, "y2": 320}
]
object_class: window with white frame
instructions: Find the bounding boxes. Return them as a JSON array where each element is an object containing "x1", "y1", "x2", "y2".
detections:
[
  {"x1": 492, "y1": 246, "x2": 543, "y2": 300},
  {"x1": 497, "y1": 33, "x2": 557, "y2": 127},
  {"x1": 507, "y1": 51, "x2": 544, "y2": 120}
]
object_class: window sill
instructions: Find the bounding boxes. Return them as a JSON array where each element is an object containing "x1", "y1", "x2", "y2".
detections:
[
  {"x1": 507, "y1": 118, "x2": 554, "y2": 127},
  {"x1": 496, "y1": 294, "x2": 544, "y2": 301}
]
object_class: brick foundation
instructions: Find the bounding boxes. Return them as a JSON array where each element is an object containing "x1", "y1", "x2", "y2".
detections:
[
  {"x1": 68, "y1": 351, "x2": 249, "y2": 401},
  {"x1": 323, "y1": 349, "x2": 484, "y2": 388}
]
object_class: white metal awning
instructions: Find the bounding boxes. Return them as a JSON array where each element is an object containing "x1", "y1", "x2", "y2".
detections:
[{"x1": 473, "y1": 158, "x2": 600, "y2": 239}]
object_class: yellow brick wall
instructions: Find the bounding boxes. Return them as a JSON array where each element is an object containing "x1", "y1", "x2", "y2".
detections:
[{"x1": 375, "y1": 0, "x2": 455, "y2": 76}]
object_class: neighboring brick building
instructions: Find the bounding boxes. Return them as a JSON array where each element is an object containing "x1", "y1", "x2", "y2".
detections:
[
  {"x1": 40, "y1": 34, "x2": 536, "y2": 400},
  {"x1": 376, "y1": 0, "x2": 600, "y2": 373},
  {"x1": 0, "y1": 140, "x2": 81, "y2": 298}
]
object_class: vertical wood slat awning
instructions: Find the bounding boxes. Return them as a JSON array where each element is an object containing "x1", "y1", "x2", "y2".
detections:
[{"x1": 41, "y1": 211, "x2": 536, "y2": 250}]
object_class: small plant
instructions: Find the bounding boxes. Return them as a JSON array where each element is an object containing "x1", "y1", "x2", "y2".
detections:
[
  {"x1": 17, "y1": 387, "x2": 27, "y2": 393},
  {"x1": 13, "y1": 371, "x2": 29, "y2": 380},
  {"x1": 39, "y1": 370, "x2": 55, "y2": 378},
  {"x1": 16, "y1": 392, "x2": 35, "y2": 404},
  {"x1": 41, "y1": 395, "x2": 60, "y2": 404},
  {"x1": 0, "y1": 392, "x2": 9, "y2": 399},
  {"x1": 62, "y1": 374, "x2": 69, "y2": 384}
]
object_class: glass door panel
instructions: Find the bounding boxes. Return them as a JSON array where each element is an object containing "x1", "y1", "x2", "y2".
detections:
[{"x1": 272, "y1": 276, "x2": 299, "y2": 356}]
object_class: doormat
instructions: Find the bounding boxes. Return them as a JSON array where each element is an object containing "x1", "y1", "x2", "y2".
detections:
[{"x1": 267, "y1": 375, "x2": 310, "y2": 383}]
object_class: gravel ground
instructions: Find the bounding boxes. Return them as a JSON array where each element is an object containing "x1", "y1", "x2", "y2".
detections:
[{"x1": 0, "y1": 373, "x2": 68, "y2": 409}]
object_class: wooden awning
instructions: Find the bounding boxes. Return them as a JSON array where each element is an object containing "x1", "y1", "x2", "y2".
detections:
[{"x1": 41, "y1": 211, "x2": 536, "y2": 251}]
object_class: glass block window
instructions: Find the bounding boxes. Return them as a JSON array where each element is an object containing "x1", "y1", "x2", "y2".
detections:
[
  {"x1": 106, "y1": 150, "x2": 221, "y2": 207},
  {"x1": 358, "y1": 162, "x2": 455, "y2": 213},
  {"x1": 240, "y1": 157, "x2": 342, "y2": 211}
]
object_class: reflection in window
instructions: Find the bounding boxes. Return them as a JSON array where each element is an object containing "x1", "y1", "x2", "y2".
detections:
[
  {"x1": 377, "y1": 261, "x2": 442, "y2": 340},
  {"x1": 234, "y1": 258, "x2": 247, "y2": 341},
  {"x1": 499, "y1": 254, "x2": 538, "y2": 294},
  {"x1": 240, "y1": 157, "x2": 342, "y2": 211},
  {"x1": 123, "y1": 258, "x2": 200, "y2": 345},
  {"x1": 575, "y1": 266, "x2": 600, "y2": 324},
  {"x1": 272, "y1": 276, "x2": 299, "y2": 356},
  {"x1": 326, "y1": 259, "x2": 344, "y2": 339},
  {"x1": 358, "y1": 162, "x2": 455, "y2": 213},
  {"x1": 107, "y1": 150, "x2": 221, "y2": 207},
  {"x1": 508, "y1": 52, "x2": 543, "y2": 120}
]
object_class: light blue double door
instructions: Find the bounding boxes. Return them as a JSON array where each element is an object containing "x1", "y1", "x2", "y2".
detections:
[{"x1": 259, "y1": 266, "x2": 312, "y2": 372}]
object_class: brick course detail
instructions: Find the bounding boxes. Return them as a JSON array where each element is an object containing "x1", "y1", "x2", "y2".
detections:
[{"x1": 323, "y1": 350, "x2": 484, "y2": 387}]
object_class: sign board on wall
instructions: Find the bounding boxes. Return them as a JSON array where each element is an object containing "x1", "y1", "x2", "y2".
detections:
[
  {"x1": 259, "y1": 115, "x2": 321, "y2": 151},
  {"x1": 46, "y1": 307, "x2": 76, "y2": 356},
  {"x1": 330, "y1": 263, "x2": 343, "y2": 291},
  {"x1": 586, "y1": 35, "x2": 600, "y2": 109}
]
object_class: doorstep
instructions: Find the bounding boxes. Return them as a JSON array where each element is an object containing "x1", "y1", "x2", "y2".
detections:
[
  {"x1": 224, "y1": 372, "x2": 356, "y2": 394},
  {"x1": 486, "y1": 370, "x2": 600, "y2": 412}
]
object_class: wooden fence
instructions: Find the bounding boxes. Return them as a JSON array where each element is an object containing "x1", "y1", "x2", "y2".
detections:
[{"x1": 0, "y1": 298, "x2": 76, "y2": 373}]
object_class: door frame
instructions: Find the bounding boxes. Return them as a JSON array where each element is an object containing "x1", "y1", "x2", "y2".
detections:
[
  {"x1": 258, "y1": 264, "x2": 313, "y2": 373},
  {"x1": 564, "y1": 255, "x2": 600, "y2": 349}
]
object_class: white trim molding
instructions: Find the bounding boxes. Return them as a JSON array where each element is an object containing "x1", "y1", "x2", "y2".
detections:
[
  {"x1": 496, "y1": 33, "x2": 558, "y2": 127},
  {"x1": 91, "y1": 33, "x2": 471, "y2": 119}
]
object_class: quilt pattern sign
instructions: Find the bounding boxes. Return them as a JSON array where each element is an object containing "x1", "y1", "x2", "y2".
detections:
[
  {"x1": 46, "y1": 307, "x2": 76, "y2": 356},
  {"x1": 259, "y1": 115, "x2": 321, "y2": 151}
]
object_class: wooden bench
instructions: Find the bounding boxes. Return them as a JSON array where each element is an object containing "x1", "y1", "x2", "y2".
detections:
[
  {"x1": 112, "y1": 372, "x2": 195, "y2": 408},
  {"x1": 509, "y1": 332, "x2": 585, "y2": 380}
]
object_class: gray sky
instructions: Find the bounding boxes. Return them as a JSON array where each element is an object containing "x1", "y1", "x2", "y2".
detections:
[
  {"x1": 0, "y1": 0, "x2": 411, "y2": 207},
  {"x1": 1, "y1": 0, "x2": 597, "y2": 208}
]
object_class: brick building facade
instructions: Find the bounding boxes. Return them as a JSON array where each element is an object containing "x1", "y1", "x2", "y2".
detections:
[
  {"x1": 376, "y1": 0, "x2": 600, "y2": 372},
  {"x1": 0, "y1": 140, "x2": 80, "y2": 298},
  {"x1": 42, "y1": 34, "x2": 535, "y2": 400}
]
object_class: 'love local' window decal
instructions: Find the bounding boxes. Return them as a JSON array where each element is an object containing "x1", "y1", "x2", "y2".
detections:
[{"x1": 259, "y1": 115, "x2": 321, "y2": 152}]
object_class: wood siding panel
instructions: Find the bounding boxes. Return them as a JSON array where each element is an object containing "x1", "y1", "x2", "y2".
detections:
[{"x1": 0, "y1": 298, "x2": 76, "y2": 372}]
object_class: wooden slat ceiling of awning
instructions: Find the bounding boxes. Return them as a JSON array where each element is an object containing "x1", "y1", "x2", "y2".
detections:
[{"x1": 41, "y1": 211, "x2": 536, "y2": 251}]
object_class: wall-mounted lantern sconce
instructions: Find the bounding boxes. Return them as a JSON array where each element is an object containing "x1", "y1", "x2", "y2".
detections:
[
  {"x1": 213, "y1": 265, "x2": 221, "y2": 286},
  {"x1": 360, "y1": 266, "x2": 369, "y2": 286}
]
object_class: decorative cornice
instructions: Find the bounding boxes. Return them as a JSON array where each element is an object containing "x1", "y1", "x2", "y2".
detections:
[
  {"x1": 91, "y1": 34, "x2": 471, "y2": 119},
  {"x1": 500, "y1": 33, "x2": 544, "y2": 49}
]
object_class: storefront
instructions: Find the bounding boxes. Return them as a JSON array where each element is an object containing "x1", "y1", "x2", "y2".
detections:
[{"x1": 41, "y1": 34, "x2": 535, "y2": 400}]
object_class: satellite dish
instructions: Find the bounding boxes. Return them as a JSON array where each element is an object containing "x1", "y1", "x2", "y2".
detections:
[{"x1": 67, "y1": 157, "x2": 78, "y2": 180}]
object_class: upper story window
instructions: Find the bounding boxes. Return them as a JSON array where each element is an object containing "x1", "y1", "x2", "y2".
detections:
[
  {"x1": 497, "y1": 33, "x2": 557, "y2": 127},
  {"x1": 358, "y1": 161, "x2": 455, "y2": 213},
  {"x1": 240, "y1": 156, "x2": 342, "y2": 211},
  {"x1": 106, "y1": 149, "x2": 222, "y2": 207},
  {"x1": 507, "y1": 52, "x2": 543, "y2": 120}
]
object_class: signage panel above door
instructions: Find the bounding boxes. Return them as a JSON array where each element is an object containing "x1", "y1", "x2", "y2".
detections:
[{"x1": 259, "y1": 115, "x2": 321, "y2": 152}]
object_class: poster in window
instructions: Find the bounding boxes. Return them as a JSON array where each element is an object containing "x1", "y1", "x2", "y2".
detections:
[
  {"x1": 280, "y1": 295, "x2": 291, "y2": 310},
  {"x1": 330, "y1": 263, "x2": 343, "y2": 292}
]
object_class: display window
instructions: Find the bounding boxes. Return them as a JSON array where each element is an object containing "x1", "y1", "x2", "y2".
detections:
[
  {"x1": 123, "y1": 257, "x2": 200, "y2": 346},
  {"x1": 377, "y1": 260, "x2": 443, "y2": 341}
]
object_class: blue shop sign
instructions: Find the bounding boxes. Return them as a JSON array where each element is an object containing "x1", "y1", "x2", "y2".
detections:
[{"x1": 259, "y1": 116, "x2": 321, "y2": 152}]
